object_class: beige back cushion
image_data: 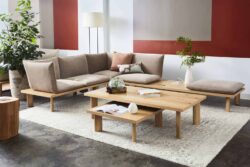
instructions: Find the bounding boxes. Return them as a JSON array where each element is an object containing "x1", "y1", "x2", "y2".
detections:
[
  {"x1": 85, "y1": 53, "x2": 108, "y2": 73},
  {"x1": 23, "y1": 61, "x2": 57, "y2": 93},
  {"x1": 58, "y1": 55, "x2": 89, "y2": 78},
  {"x1": 36, "y1": 57, "x2": 60, "y2": 79},
  {"x1": 38, "y1": 48, "x2": 59, "y2": 59},
  {"x1": 132, "y1": 53, "x2": 164, "y2": 76}
]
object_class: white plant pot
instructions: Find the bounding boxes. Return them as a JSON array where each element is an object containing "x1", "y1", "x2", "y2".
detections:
[
  {"x1": 9, "y1": 70, "x2": 29, "y2": 100},
  {"x1": 184, "y1": 67, "x2": 193, "y2": 87}
]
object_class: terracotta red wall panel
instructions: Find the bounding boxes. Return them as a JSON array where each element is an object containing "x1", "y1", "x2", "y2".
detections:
[
  {"x1": 134, "y1": 0, "x2": 250, "y2": 58},
  {"x1": 53, "y1": 0, "x2": 78, "y2": 50}
]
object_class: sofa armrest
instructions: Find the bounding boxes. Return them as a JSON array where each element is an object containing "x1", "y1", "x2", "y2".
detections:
[{"x1": 23, "y1": 60, "x2": 57, "y2": 93}]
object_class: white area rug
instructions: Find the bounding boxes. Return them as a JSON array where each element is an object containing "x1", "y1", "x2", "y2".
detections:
[{"x1": 20, "y1": 96, "x2": 250, "y2": 167}]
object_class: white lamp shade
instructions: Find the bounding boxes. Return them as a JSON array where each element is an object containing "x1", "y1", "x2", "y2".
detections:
[{"x1": 82, "y1": 12, "x2": 104, "y2": 27}]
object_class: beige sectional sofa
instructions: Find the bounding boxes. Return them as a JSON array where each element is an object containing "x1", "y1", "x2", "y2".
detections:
[{"x1": 22, "y1": 52, "x2": 164, "y2": 111}]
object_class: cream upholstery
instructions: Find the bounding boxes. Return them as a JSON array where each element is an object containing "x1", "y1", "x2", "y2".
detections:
[
  {"x1": 94, "y1": 70, "x2": 120, "y2": 79},
  {"x1": 23, "y1": 61, "x2": 57, "y2": 93},
  {"x1": 132, "y1": 53, "x2": 164, "y2": 76},
  {"x1": 66, "y1": 74, "x2": 109, "y2": 86},
  {"x1": 36, "y1": 57, "x2": 60, "y2": 79},
  {"x1": 58, "y1": 55, "x2": 89, "y2": 78},
  {"x1": 117, "y1": 74, "x2": 161, "y2": 84},
  {"x1": 187, "y1": 80, "x2": 245, "y2": 94},
  {"x1": 85, "y1": 53, "x2": 108, "y2": 73}
]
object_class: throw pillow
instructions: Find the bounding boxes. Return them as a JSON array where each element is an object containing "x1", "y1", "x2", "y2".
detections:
[
  {"x1": 118, "y1": 63, "x2": 144, "y2": 74},
  {"x1": 110, "y1": 52, "x2": 133, "y2": 71}
]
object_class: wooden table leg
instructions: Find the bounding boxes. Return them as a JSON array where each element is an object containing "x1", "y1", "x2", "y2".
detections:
[
  {"x1": 155, "y1": 111, "x2": 163, "y2": 127},
  {"x1": 95, "y1": 115, "x2": 102, "y2": 132},
  {"x1": 90, "y1": 97, "x2": 98, "y2": 119},
  {"x1": 132, "y1": 123, "x2": 137, "y2": 142},
  {"x1": 26, "y1": 94, "x2": 34, "y2": 107},
  {"x1": 50, "y1": 97, "x2": 54, "y2": 112},
  {"x1": 193, "y1": 104, "x2": 200, "y2": 125},
  {"x1": 234, "y1": 94, "x2": 240, "y2": 106},
  {"x1": 225, "y1": 97, "x2": 231, "y2": 112},
  {"x1": 176, "y1": 112, "x2": 181, "y2": 139}
]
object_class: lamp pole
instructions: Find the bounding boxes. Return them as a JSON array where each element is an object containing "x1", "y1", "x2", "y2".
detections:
[
  {"x1": 97, "y1": 27, "x2": 99, "y2": 53},
  {"x1": 88, "y1": 27, "x2": 91, "y2": 54}
]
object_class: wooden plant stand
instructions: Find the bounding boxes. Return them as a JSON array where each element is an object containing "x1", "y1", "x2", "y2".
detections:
[{"x1": 0, "y1": 97, "x2": 20, "y2": 140}]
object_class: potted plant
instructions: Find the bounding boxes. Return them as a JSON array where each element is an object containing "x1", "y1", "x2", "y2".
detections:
[
  {"x1": 176, "y1": 36, "x2": 205, "y2": 86},
  {"x1": 0, "y1": 0, "x2": 44, "y2": 99}
]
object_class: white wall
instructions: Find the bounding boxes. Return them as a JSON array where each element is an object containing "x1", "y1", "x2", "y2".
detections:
[
  {"x1": 134, "y1": 0, "x2": 212, "y2": 41},
  {"x1": 8, "y1": 0, "x2": 41, "y2": 46},
  {"x1": 78, "y1": 0, "x2": 104, "y2": 53},
  {"x1": 40, "y1": 0, "x2": 54, "y2": 49},
  {"x1": 109, "y1": 0, "x2": 133, "y2": 52},
  {"x1": 0, "y1": 0, "x2": 8, "y2": 31}
]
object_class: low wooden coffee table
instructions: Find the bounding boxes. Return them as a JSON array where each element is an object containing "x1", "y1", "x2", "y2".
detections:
[
  {"x1": 85, "y1": 86, "x2": 206, "y2": 140},
  {"x1": 88, "y1": 102, "x2": 163, "y2": 142}
]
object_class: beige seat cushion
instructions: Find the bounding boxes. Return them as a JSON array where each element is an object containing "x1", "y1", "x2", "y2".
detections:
[
  {"x1": 187, "y1": 80, "x2": 245, "y2": 94},
  {"x1": 36, "y1": 57, "x2": 60, "y2": 79},
  {"x1": 117, "y1": 74, "x2": 161, "y2": 84},
  {"x1": 66, "y1": 74, "x2": 109, "y2": 86},
  {"x1": 58, "y1": 55, "x2": 89, "y2": 78},
  {"x1": 94, "y1": 70, "x2": 120, "y2": 79},
  {"x1": 132, "y1": 53, "x2": 164, "y2": 76},
  {"x1": 56, "y1": 79, "x2": 86, "y2": 92},
  {"x1": 85, "y1": 53, "x2": 108, "y2": 73},
  {"x1": 23, "y1": 61, "x2": 57, "y2": 93}
]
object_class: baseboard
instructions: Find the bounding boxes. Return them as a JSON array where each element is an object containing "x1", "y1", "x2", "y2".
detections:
[{"x1": 241, "y1": 94, "x2": 250, "y2": 100}]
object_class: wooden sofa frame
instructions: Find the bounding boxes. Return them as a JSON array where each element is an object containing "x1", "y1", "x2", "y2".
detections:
[
  {"x1": 0, "y1": 80, "x2": 9, "y2": 96},
  {"x1": 21, "y1": 82, "x2": 107, "y2": 112},
  {"x1": 126, "y1": 80, "x2": 245, "y2": 112}
]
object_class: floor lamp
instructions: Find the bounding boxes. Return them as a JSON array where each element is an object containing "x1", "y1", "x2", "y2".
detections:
[{"x1": 83, "y1": 12, "x2": 104, "y2": 53}]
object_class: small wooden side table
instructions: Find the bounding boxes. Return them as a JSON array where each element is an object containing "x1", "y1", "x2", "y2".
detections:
[{"x1": 0, "y1": 97, "x2": 20, "y2": 140}]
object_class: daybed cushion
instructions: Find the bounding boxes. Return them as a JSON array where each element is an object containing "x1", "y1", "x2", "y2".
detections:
[
  {"x1": 58, "y1": 55, "x2": 89, "y2": 78},
  {"x1": 94, "y1": 70, "x2": 120, "y2": 79},
  {"x1": 117, "y1": 74, "x2": 161, "y2": 84},
  {"x1": 66, "y1": 74, "x2": 109, "y2": 86},
  {"x1": 85, "y1": 53, "x2": 108, "y2": 73},
  {"x1": 187, "y1": 80, "x2": 245, "y2": 94},
  {"x1": 56, "y1": 79, "x2": 86, "y2": 92},
  {"x1": 23, "y1": 61, "x2": 57, "y2": 93},
  {"x1": 132, "y1": 53, "x2": 164, "y2": 76}
]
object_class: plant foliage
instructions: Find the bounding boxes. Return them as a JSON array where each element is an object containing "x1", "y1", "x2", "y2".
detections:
[
  {"x1": 176, "y1": 36, "x2": 205, "y2": 67},
  {"x1": 0, "y1": 0, "x2": 44, "y2": 74}
]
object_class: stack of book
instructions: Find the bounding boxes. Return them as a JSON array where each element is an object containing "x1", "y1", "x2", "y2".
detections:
[{"x1": 137, "y1": 89, "x2": 161, "y2": 97}]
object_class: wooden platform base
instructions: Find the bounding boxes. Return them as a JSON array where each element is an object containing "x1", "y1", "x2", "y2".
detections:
[
  {"x1": 126, "y1": 80, "x2": 245, "y2": 112},
  {"x1": 21, "y1": 82, "x2": 107, "y2": 112},
  {"x1": 0, "y1": 80, "x2": 10, "y2": 96}
]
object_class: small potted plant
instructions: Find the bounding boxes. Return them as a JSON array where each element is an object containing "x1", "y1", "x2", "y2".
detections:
[
  {"x1": 0, "y1": 0, "x2": 44, "y2": 99},
  {"x1": 176, "y1": 36, "x2": 205, "y2": 86},
  {"x1": 107, "y1": 77, "x2": 127, "y2": 94}
]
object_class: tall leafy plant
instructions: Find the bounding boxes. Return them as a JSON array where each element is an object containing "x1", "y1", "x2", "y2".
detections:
[
  {"x1": 176, "y1": 36, "x2": 205, "y2": 67},
  {"x1": 0, "y1": 0, "x2": 44, "y2": 74}
]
